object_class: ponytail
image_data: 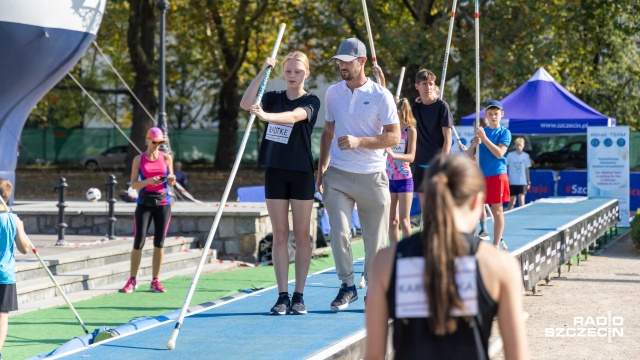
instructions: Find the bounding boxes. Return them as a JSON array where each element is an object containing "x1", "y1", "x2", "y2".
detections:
[{"x1": 421, "y1": 154, "x2": 485, "y2": 335}]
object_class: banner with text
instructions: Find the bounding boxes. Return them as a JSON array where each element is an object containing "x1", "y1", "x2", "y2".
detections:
[
  {"x1": 450, "y1": 126, "x2": 476, "y2": 154},
  {"x1": 587, "y1": 126, "x2": 630, "y2": 226}
]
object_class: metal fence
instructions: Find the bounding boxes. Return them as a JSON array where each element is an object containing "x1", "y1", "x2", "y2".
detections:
[
  {"x1": 17, "y1": 128, "x2": 640, "y2": 168},
  {"x1": 18, "y1": 128, "x2": 268, "y2": 165}
]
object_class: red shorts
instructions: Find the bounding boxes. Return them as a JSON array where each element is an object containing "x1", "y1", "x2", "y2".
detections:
[{"x1": 485, "y1": 174, "x2": 510, "y2": 204}]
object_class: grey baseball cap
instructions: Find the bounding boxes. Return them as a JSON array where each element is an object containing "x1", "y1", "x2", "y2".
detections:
[{"x1": 331, "y1": 38, "x2": 367, "y2": 62}]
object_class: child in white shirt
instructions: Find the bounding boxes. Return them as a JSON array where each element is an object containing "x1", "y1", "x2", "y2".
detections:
[{"x1": 506, "y1": 137, "x2": 532, "y2": 209}]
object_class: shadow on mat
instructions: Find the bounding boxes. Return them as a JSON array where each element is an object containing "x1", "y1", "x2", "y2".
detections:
[
  {"x1": 303, "y1": 284, "x2": 336, "y2": 289},
  {"x1": 102, "y1": 343, "x2": 167, "y2": 352},
  {"x1": 192, "y1": 312, "x2": 269, "y2": 318},
  {"x1": 308, "y1": 309, "x2": 364, "y2": 315},
  {"x1": 191, "y1": 309, "x2": 364, "y2": 317}
]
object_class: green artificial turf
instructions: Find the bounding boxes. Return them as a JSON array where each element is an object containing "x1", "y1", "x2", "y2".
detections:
[{"x1": 5, "y1": 242, "x2": 364, "y2": 360}]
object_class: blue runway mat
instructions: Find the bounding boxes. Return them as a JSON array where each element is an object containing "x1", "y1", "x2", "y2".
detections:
[
  {"x1": 483, "y1": 197, "x2": 614, "y2": 252},
  {"x1": 54, "y1": 262, "x2": 366, "y2": 360},
  {"x1": 49, "y1": 197, "x2": 616, "y2": 359}
]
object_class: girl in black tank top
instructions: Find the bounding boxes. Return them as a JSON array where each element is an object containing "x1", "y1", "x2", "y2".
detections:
[
  {"x1": 387, "y1": 233, "x2": 497, "y2": 359},
  {"x1": 364, "y1": 154, "x2": 528, "y2": 360}
]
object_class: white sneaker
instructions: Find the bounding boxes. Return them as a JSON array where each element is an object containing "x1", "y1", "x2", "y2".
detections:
[
  {"x1": 477, "y1": 231, "x2": 490, "y2": 241},
  {"x1": 500, "y1": 239, "x2": 508, "y2": 250}
]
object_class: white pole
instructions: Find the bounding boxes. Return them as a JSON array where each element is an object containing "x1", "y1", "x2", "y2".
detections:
[
  {"x1": 0, "y1": 197, "x2": 89, "y2": 334},
  {"x1": 166, "y1": 23, "x2": 287, "y2": 350},
  {"x1": 359, "y1": 0, "x2": 383, "y2": 289},
  {"x1": 395, "y1": 67, "x2": 406, "y2": 101},
  {"x1": 440, "y1": 0, "x2": 463, "y2": 146},
  {"x1": 361, "y1": 0, "x2": 381, "y2": 85},
  {"x1": 472, "y1": 1, "x2": 493, "y2": 225}
]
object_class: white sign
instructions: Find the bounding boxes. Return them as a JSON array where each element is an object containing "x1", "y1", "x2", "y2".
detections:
[
  {"x1": 587, "y1": 126, "x2": 630, "y2": 226},
  {"x1": 450, "y1": 126, "x2": 476, "y2": 154},
  {"x1": 265, "y1": 123, "x2": 293, "y2": 144},
  {"x1": 391, "y1": 138, "x2": 406, "y2": 154},
  {"x1": 395, "y1": 256, "x2": 477, "y2": 318}
]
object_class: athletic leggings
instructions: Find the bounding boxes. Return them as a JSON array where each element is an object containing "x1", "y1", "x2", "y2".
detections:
[{"x1": 133, "y1": 204, "x2": 172, "y2": 249}]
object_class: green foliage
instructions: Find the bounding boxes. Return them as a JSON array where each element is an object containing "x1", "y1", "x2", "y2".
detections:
[
  {"x1": 26, "y1": 1, "x2": 640, "y2": 135},
  {"x1": 321, "y1": 0, "x2": 640, "y2": 125},
  {"x1": 631, "y1": 211, "x2": 640, "y2": 250}
]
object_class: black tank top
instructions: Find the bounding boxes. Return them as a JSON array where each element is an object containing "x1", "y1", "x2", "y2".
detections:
[{"x1": 386, "y1": 233, "x2": 498, "y2": 360}]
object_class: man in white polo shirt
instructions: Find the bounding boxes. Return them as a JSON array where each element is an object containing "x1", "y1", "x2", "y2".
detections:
[{"x1": 316, "y1": 37, "x2": 400, "y2": 311}]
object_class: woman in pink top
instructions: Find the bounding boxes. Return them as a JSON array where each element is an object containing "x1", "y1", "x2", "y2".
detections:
[{"x1": 120, "y1": 127, "x2": 176, "y2": 293}]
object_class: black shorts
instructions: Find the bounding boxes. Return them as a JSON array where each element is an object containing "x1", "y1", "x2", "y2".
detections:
[
  {"x1": 265, "y1": 167, "x2": 314, "y2": 200},
  {"x1": 0, "y1": 283, "x2": 18, "y2": 312},
  {"x1": 509, "y1": 185, "x2": 528, "y2": 196},
  {"x1": 412, "y1": 165, "x2": 426, "y2": 193}
]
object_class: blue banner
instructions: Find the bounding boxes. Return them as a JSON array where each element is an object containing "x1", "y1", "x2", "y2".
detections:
[
  {"x1": 526, "y1": 170, "x2": 556, "y2": 202},
  {"x1": 631, "y1": 172, "x2": 640, "y2": 215},
  {"x1": 557, "y1": 170, "x2": 587, "y2": 197}
]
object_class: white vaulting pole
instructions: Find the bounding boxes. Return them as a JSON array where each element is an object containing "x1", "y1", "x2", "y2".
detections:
[
  {"x1": 166, "y1": 23, "x2": 287, "y2": 350},
  {"x1": 0, "y1": 197, "x2": 89, "y2": 334},
  {"x1": 359, "y1": 0, "x2": 384, "y2": 289},
  {"x1": 395, "y1": 67, "x2": 405, "y2": 101},
  {"x1": 361, "y1": 0, "x2": 381, "y2": 85},
  {"x1": 440, "y1": 0, "x2": 463, "y2": 146},
  {"x1": 472, "y1": 1, "x2": 493, "y2": 223}
]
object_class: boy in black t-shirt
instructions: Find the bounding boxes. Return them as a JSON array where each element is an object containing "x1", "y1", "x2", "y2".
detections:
[{"x1": 411, "y1": 69, "x2": 453, "y2": 198}]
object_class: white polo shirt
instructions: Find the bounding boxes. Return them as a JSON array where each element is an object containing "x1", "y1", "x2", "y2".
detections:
[{"x1": 325, "y1": 78, "x2": 399, "y2": 174}]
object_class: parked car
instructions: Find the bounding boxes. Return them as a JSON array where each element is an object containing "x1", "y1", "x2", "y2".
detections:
[
  {"x1": 81, "y1": 145, "x2": 128, "y2": 171},
  {"x1": 533, "y1": 141, "x2": 587, "y2": 169}
]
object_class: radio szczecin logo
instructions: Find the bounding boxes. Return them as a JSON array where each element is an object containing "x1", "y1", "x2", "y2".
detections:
[{"x1": 545, "y1": 312, "x2": 623, "y2": 342}]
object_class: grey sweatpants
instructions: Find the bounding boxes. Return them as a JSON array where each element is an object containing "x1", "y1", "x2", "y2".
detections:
[{"x1": 322, "y1": 166, "x2": 390, "y2": 286}]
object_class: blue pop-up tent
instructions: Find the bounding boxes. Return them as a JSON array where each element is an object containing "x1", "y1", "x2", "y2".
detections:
[{"x1": 461, "y1": 67, "x2": 615, "y2": 134}]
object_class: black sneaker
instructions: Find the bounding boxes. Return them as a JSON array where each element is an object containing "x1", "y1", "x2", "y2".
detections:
[
  {"x1": 290, "y1": 292, "x2": 307, "y2": 315},
  {"x1": 270, "y1": 293, "x2": 290, "y2": 315},
  {"x1": 330, "y1": 283, "x2": 358, "y2": 311}
]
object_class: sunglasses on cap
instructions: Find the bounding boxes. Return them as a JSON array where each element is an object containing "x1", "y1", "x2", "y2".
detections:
[{"x1": 151, "y1": 140, "x2": 164, "y2": 145}]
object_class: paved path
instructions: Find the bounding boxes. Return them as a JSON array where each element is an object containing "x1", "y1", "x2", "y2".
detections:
[{"x1": 492, "y1": 232, "x2": 640, "y2": 359}]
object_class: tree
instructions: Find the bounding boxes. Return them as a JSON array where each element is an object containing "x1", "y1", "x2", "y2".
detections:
[
  {"x1": 28, "y1": 0, "x2": 639, "y2": 172},
  {"x1": 541, "y1": 1, "x2": 640, "y2": 130},
  {"x1": 125, "y1": 0, "x2": 158, "y2": 173},
  {"x1": 200, "y1": 0, "x2": 270, "y2": 170},
  {"x1": 324, "y1": 0, "x2": 640, "y2": 130},
  {"x1": 176, "y1": 0, "x2": 353, "y2": 169}
]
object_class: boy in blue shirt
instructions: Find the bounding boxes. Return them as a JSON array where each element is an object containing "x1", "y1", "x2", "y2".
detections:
[
  {"x1": 466, "y1": 100, "x2": 511, "y2": 249},
  {"x1": 0, "y1": 179, "x2": 32, "y2": 358}
]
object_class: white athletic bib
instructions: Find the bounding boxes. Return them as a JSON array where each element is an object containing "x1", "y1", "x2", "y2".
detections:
[
  {"x1": 391, "y1": 138, "x2": 406, "y2": 154},
  {"x1": 265, "y1": 123, "x2": 293, "y2": 144},
  {"x1": 396, "y1": 256, "x2": 478, "y2": 318}
]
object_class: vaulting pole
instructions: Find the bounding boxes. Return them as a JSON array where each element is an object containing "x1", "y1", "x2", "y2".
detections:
[{"x1": 166, "y1": 23, "x2": 287, "y2": 350}]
